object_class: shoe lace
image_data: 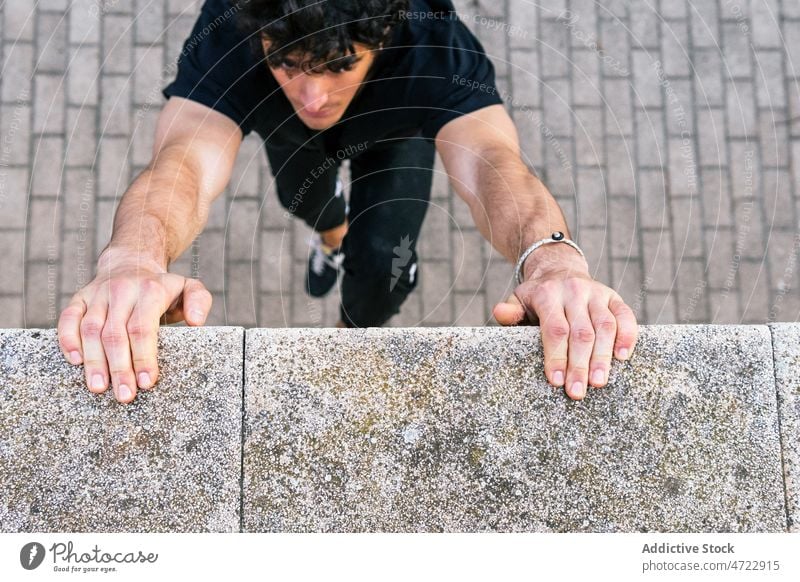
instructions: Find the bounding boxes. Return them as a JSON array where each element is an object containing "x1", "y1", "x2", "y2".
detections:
[{"x1": 309, "y1": 234, "x2": 345, "y2": 276}]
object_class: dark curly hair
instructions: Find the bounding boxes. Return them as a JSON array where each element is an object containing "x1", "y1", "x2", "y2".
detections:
[{"x1": 234, "y1": 0, "x2": 410, "y2": 73}]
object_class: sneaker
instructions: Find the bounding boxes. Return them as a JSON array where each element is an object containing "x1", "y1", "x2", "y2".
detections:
[{"x1": 305, "y1": 231, "x2": 345, "y2": 297}]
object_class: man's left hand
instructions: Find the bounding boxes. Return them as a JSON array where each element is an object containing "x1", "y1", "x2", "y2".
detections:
[{"x1": 492, "y1": 246, "x2": 639, "y2": 400}]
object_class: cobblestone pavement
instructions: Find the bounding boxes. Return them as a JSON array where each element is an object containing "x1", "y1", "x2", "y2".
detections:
[{"x1": 1, "y1": 0, "x2": 798, "y2": 329}]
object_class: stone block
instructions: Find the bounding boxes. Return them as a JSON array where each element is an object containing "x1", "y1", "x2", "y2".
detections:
[
  {"x1": 242, "y1": 325, "x2": 786, "y2": 532},
  {"x1": 0, "y1": 327, "x2": 243, "y2": 532}
]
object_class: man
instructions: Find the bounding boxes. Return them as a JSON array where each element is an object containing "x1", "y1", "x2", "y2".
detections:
[{"x1": 57, "y1": 0, "x2": 638, "y2": 404}]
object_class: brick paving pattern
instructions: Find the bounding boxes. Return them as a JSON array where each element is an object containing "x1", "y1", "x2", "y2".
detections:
[{"x1": 1, "y1": 0, "x2": 798, "y2": 329}]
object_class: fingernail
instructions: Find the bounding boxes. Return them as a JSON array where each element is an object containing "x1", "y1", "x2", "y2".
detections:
[
  {"x1": 117, "y1": 384, "x2": 132, "y2": 401},
  {"x1": 91, "y1": 374, "x2": 105, "y2": 391},
  {"x1": 138, "y1": 372, "x2": 151, "y2": 389},
  {"x1": 571, "y1": 381, "x2": 585, "y2": 398},
  {"x1": 592, "y1": 369, "x2": 604, "y2": 385},
  {"x1": 69, "y1": 350, "x2": 82, "y2": 365},
  {"x1": 618, "y1": 348, "x2": 629, "y2": 359},
  {"x1": 189, "y1": 309, "x2": 204, "y2": 322},
  {"x1": 553, "y1": 370, "x2": 564, "y2": 385}
]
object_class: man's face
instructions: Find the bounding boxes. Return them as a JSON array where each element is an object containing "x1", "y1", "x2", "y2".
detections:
[{"x1": 265, "y1": 41, "x2": 376, "y2": 130}]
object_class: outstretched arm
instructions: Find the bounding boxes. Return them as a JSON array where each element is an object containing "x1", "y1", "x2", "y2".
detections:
[{"x1": 435, "y1": 104, "x2": 638, "y2": 400}]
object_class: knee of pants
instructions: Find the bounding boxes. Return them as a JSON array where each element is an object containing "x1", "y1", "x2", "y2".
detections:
[
  {"x1": 339, "y1": 255, "x2": 420, "y2": 328},
  {"x1": 345, "y1": 233, "x2": 420, "y2": 290}
]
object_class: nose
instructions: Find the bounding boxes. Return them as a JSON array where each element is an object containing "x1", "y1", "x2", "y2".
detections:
[{"x1": 299, "y1": 77, "x2": 329, "y2": 113}]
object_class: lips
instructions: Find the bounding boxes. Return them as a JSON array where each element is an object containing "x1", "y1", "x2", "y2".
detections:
[{"x1": 302, "y1": 107, "x2": 334, "y2": 118}]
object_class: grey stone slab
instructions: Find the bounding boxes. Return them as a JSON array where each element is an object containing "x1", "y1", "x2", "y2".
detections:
[
  {"x1": 243, "y1": 325, "x2": 786, "y2": 532},
  {"x1": 0, "y1": 327, "x2": 244, "y2": 532},
  {"x1": 768, "y1": 323, "x2": 800, "y2": 532}
]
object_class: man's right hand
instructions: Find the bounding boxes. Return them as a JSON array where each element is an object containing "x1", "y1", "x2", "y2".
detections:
[{"x1": 57, "y1": 248, "x2": 213, "y2": 404}]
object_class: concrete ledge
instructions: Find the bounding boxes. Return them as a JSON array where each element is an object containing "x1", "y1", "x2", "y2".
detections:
[
  {"x1": 1, "y1": 324, "x2": 798, "y2": 532},
  {"x1": 244, "y1": 326, "x2": 786, "y2": 532},
  {"x1": 770, "y1": 324, "x2": 800, "y2": 532},
  {"x1": 0, "y1": 327, "x2": 243, "y2": 532}
]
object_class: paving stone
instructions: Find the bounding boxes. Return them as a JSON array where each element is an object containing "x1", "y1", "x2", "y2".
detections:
[
  {"x1": 196, "y1": 229, "x2": 225, "y2": 292},
  {"x1": 0, "y1": 231, "x2": 25, "y2": 294},
  {"x1": 3, "y1": 0, "x2": 34, "y2": 42},
  {"x1": 646, "y1": 291, "x2": 678, "y2": 323},
  {"x1": 99, "y1": 74, "x2": 132, "y2": 135},
  {"x1": 33, "y1": 73, "x2": 65, "y2": 134},
  {"x1": 539, "y1": 19, "x2": 570, "y2": 79},
  {"x1": 606, "y1": 137, "x2": 635, "y2": 195},
  {"x1": 700, "y1": 166, "x2": 733, "y2": 227},
  {"x1": 754, "y1": 49, "x2": 786, "y2": 107},
  {"x1": 573, "y1": 107, "x2": 604, "y2": 166},
  {"x1": 629, "y1": 3, "x2": 659, "y2": 49},
  {"x1": 102, "y1": 15, "x2": 133, "y2": 74},
  {"x1": 227, "y1": 261, "x2": 259, "y2": 326},
  {"x1": 704, "y1": 228, "x2": 738, "y2": 289},
  {"x1": 708, "y1": 288, "x2": 742, "y2": 323},
  {"x1": 0, "y1": 167, "x2": 29, "y2": 228},
  {"x1": 242, "y1": 325, "x2": 786, "y2": 532},
  {"x1": 0, "y1": 327, "x2": 243, "y2": 532},
  {"x1": 69, "y1": 0, "x2": 101, "y2": 44},
  {"x1": 30, "y1": 136, "x2": 64, "y2": 196},
  {"x1": 752, "y1": 0, "x2": 781, "y2": 48},
  {"x1": 762, "y1": 168, "x2": 795, "y2": 229},
  {"x1": 726, "y1": 79, "x2": 758, "y2": 137},
  {"x1": 604, "y1": 78, "x2": 633, "y2": 136},
  {"x1": 738, "y1": 261, "x2": 772, "y2": 323},
  {"x1": 759, "y1": 111, "x2": 790, "y2": 169},
  {"x1": 26, "y1": 196, "x2": 62, "y2": 261},
  {"x1": 134, "y1": 0, "x2": 166, "y2": 45},
  {"x1": 696, "y1": 108, "x2": 727, "y2": 167},
  {"x1": 692, "y1": 49, "x2": 725, "y2": 107},
  {"x1": 660, "y1": 18, "x2": 690, "y2": 78},
  {"x1": 632, "y1": 51, "x2": 663, "y2": 108},
  {"x1": 598, "y1": 18, "x2": 630, "y2": 78},
  {"x1": 1, "y1": 44, "x2": 34, "y2": 105},
  {"x1": 67, "y1": 45, "x2": 99, "y2": 106},
  {"x1": 452, "y1": 228, "x2": 486, "y2": 292},
  {"x1": 609, "y1": 195, "x2": 638, "y2": 259},
  {"x1": 641, "y1": 230, "x2": 675, "y2": 292},
  {"x1": 636, "y1": 106, "x2": 667, "y2": 166},
  {"x1": 690, "y1": 0, "x2": 720, "y2": 48}
]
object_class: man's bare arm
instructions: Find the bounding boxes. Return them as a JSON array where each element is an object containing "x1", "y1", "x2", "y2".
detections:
[
  {"x1": 101, "y1": 97, "x2": 242, "y2": 269},
  {"x1": 435, "y1": 104, "x2": 638, "y2": 400},
  {"x1": 58, "y1": 97, "x2": 243, "y2": 403}
]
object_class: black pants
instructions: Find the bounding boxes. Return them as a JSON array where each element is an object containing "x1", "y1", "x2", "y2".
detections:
[{"x1": 265, "y1": 134, "x2": 436, "y2": 327}]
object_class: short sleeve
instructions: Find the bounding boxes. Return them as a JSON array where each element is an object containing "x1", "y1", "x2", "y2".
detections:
[
  {"x1": 161, "y1": 0, "x2": 267, "y2": 136},
  {"x1": 417, "y1": 20, "x2": 505, "y2": 140}
]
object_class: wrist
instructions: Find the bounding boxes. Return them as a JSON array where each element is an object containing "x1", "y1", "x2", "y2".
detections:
[
  {"x1": 97, "y1": 245, "x2": 168, "y2": 274},
  {"x1": 522, "y1": 241, "x2": 589, "y2": 282}
]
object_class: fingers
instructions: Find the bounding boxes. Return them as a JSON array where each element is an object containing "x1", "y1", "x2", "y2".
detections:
[
  {"x1": 182, "y1": 278, "x2": 213, "y2": 326},
  {"x1": 587, "y1": 298, "x2": 617, "y2": 388},
  {"x1": 79, "y1": 296, "x2": 111, "y2": 396},
  {"x1": 162, "y1": 278, "x2": 212, "y2": 325},
  {"x1": 530, "y1": 288, "x2": 570, "y2": 390},
  {"x1": 504, "y1": 277, "x2": 639, "y2": 402},
  {"x1": 127, "y1": 280, "x2": 168, "y2": 392},
  {"x1": 563, "y1": 284, "x2": 595, "y2": 400},
  {"x1": 608, "y1": 291, "x2": 638, "y2": 360},
  {"x1": 492, "y1": 293, "x2": 526, "y2": 326},
  {"x1": 102, "y1": 284, "x2": 138, "y2": 404},
  {"x1": 58, "y1": 296, "x2": 87, "y2": 365}
]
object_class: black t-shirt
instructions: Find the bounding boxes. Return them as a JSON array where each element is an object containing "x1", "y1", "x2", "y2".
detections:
[{"x1": 162, "y1": 0, "x2": 504, "y2": 149}]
